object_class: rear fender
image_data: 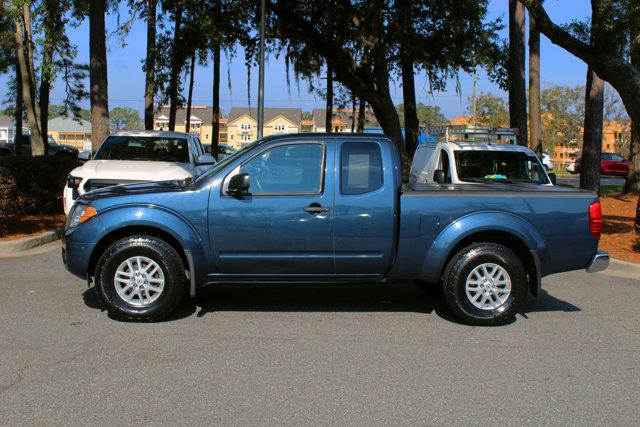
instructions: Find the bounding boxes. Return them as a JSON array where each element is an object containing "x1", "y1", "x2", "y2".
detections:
[{"x1": 420, "y1": 211, "x2": 547, "y2": 283}]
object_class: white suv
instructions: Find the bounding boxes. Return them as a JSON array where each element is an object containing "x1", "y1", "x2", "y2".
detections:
[{"x1": 64, "y1": 130, "x2": 215, "y2": 214}]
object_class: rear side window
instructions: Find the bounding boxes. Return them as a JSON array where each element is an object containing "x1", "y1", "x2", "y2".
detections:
[{"x1": 341, "y1": 141, "x2": 382, "y2": 195}]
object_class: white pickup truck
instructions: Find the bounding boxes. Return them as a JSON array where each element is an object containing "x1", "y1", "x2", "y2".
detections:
[
  {"x1": 64, "y1": 130, "x2": 216, "y2": 214},
  {"x1": 410, "y1": 126, "x2": 554, "y2": 186}
]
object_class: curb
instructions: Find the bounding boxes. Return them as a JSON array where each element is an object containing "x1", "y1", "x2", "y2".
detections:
[
  {"x1": 0, "y1": 228, "x2": 64, "y2": 255},
  {"x1": 599, "y1": 258, "x2": 640, "y2": 280}
]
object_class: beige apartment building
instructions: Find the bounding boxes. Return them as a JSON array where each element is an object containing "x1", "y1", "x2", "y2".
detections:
[
  {"x1": 154, "y1": 106, "x2": 227, "y2": 146},
  {"x1": 226, "y1": 107, "x2": 301, "y2": 148}
]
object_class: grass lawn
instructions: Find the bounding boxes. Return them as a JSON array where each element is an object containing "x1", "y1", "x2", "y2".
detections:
[{"x1": 556, "y1": 183, "x2": 623, "y2": 197}]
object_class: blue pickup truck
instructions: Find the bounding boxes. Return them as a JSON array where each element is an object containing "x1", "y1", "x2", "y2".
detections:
[{"x1": 62, "y1": 134, "x2": 609, "y2": 325}]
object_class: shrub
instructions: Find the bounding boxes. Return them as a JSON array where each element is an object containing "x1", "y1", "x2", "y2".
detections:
[{"x1": 0, "y1": 156, "x2": 80, "y2": 216}]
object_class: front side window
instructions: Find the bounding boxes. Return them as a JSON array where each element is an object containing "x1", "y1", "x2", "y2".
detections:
[
  {"x1": 95, "y1": 136, "x2": 189, "y2": 163},
  {"x1": 239, "y1": 143, "x2": 324, "y2": 194},
  {"x1": 340, "y1": 141, "x2": 382, "y2": 195},
  {"x1": 454, "y1": 150, "x2": 549, "y2": 184}
]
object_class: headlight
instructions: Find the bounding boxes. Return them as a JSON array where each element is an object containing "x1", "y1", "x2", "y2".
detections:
[{"x1": 67, "y1": 205, "x2": 97, "y2": 229}]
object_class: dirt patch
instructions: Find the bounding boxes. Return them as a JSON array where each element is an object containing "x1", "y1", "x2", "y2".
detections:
[
  {"x1": 0, "y1": 214, "x2": 65, "y2": 241},
  {"x1": 600, "y1": 193, "x2": 640, "y2": 263}
]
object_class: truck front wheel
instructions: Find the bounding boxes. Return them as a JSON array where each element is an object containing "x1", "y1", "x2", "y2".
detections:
[
  {"x1": 94, "y1": 235, "x2": 185, "y2": 321},
  {"x1": 442, "y1": 243, "x2": 527, "y2": 326}
]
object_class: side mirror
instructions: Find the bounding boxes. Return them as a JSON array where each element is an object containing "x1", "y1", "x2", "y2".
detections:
[
  {"x1": 548, "y1": 172, "x2": 557, "y2": 185},
  {"x1": 227, "y1": 173, "x2": 250, "y2": 196},
  {"x1": 433, "y1": 169, "x2": 445, "y2": 184},
  {"x1": 78, "y1": 150, "x2": 91, "y2": 161},
  {"x1": 196, "y1": 154, "x2": 216, "y2": 166}
]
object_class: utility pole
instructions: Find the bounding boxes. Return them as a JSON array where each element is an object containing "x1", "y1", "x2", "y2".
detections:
[
  {"x1": 257, "y1": 0, "x2": 265, "y2": 139},
  {"x1": 471, "y1": 69, "x2": 477, "y2": 126}
]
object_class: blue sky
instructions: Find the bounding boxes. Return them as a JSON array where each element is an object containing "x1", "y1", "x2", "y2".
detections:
[{"x1": 1, "y1": 0, "x2": 592, "y2": 119}]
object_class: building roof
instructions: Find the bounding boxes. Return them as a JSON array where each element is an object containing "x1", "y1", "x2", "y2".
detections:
[
  {"x1": 228, "y1": 107, "x2": 301, "y2": 125},
  {"x1": 154, "y1": 106, "x2": 216, "y2": 124},
  {"x1": 48, "y1": 116, "x2": 92, "y2": 133},
  {"x1": 312, "y1": 108, "x2": 378, "y2": 128},
  {"x1": 0, "y1": 115, "x2": 12, "y2": 128}
]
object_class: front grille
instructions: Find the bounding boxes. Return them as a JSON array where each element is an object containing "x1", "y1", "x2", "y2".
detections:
[{"x1": 84, "y1": 179, "x2": 145, "y2": 193}]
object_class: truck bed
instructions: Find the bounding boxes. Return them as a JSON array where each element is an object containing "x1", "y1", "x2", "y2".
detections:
[{"x1": 392, "y1": 183, "x2": 599, "y2": 281}]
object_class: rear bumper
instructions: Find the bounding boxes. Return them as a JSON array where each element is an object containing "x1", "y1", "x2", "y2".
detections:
[{"x1": 586, "y1": 252, "x2": 610, "y2": 273}]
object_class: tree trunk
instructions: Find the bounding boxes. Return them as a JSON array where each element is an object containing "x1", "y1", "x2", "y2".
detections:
[
  {"x1": 212, "y1": 43, "x2": 221, "y2": 157},
  {"x1": 89, "y1": 0, "x2": 110, "y2": 152},
  {"x1": 39, "y1": 33, "x2": 53, "y2": 152},
  {"x1": 168, "y1": 1, "x2": 184, "y2": 131},
  {"x1": 528, "y1": 11, "x2": 542, "y2": 158},
  {"x1": 508, "y1": 0, "x2": 528, "y2": 147},
  {"x1": 351, "y1": 94, "x2": 356, "y2": 132},
  {"x1": 185, "y1": 51, "x2": 196, "y2": 131},
  {"x1": 357, "y1": 98, "x2": 365, "y2": 132},
  {"x1": 399, "y1": 0, "x2": 419, "y2": 157},
  {"x1": 325, "y1": 63, "x2": 333, "y2": 132},
  {"x1": 14, "y1": 56, "x2": 23, "y2": 156},
  {"x1": 580, "y1": 68, "x2": 604, "y2": 193},
  {"x1": 144, "y1": 0, "x2": 157, "y2": 130},
  {"x1": 625, "y1": 7, "x2": 640, "y2": 193},
  {"x1": 14, "y1": 4, "x2": 44, "y2": 156}
]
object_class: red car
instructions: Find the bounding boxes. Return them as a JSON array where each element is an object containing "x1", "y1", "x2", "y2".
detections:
[{"x1": 572, "y1": 152, "x2": 629, "y2": 177}]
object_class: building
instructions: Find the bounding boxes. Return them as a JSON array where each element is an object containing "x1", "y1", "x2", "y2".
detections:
[
  {"x1": 226, "y1": 107, "x2": 302, "y2": 148},
  {"x1": 311, "y1": 108, "x2": 378, "y2": 132},
  {"x1": 553, "y1": 120, "x2": 630, "y2": 165},
  {"x1": 48, "y1": 116, "x2": 92, "y2": 150},
  {"x1": 0, "y1": 115, "x2": 16, "y2": 144},
  {"x1": 153, "y1": 106, "x2": 227, "y2": 146}
]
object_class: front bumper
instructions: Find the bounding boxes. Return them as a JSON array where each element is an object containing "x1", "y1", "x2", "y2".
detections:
[{"x1": 586, "y1": 252, "x2": 610, "y2": 273}]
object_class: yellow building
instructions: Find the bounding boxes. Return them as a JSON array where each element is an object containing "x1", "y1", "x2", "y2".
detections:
[
  {"x1": 226, "y1": 108, "x2": 301, "y2": 149},
  {"x1": 153, "y1": 106, "x2": 227, "y2": 146},
  {"x1": 553, "y1": 120, "x2": 630, "y2": 165},
  {"x1": 48, "y1": 116, "x2": 92, "y2": 150}
]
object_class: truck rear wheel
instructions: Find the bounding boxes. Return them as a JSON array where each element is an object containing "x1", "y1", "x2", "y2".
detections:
[
  {"x1": 442, "y1": 243, "x2": 527, "y2": 326},
  {"x1": 94, "y1": 235, "x2": 185, "y2": 321}
]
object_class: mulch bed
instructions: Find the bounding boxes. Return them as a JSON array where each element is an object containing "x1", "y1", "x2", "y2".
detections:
[
  {"x1": 600, "y1": 193, "x2": 640, "y2": 264},
  {"x1": 0, "y1": 214, "x2": 65, "y2": 241}
]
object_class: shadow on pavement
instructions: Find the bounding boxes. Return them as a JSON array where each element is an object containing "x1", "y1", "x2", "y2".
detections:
[{"x1": 82, "y1": 280, "x2": 580, "y2": 324}]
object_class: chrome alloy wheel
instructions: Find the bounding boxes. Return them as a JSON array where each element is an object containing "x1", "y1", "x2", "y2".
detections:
[
  {"x1": 114, "y1": 256, "x2": 165, "y2": 307},
  {"x1": 464, "y1": 263, "x2": 511, "y2": 311}
]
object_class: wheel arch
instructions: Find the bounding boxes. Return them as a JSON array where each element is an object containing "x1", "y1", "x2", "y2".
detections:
[{"x1": 421, "y1": 211, "x2": 546, "y2": 295}]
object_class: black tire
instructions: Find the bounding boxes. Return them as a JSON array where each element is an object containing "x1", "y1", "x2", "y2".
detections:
[
  {"x1": 94, "y1": 235, "x2": 185, "y2": 321},
  {"x1": 442, "y1": 243, "x2": 527, "y2": 326}
]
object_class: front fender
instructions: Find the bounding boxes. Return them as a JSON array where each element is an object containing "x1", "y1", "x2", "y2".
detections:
[
  {"x1": 92, "y1": 204, "x2": 209, "y2": 282},
  {"x1": 420, "y1": 211, "x2": 547, "y2": 282}
]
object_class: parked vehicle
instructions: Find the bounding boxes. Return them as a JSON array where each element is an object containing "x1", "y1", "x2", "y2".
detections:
[
  {"x1": 542, "y1": 153, "x2": 554, "y2": 171},
  {"x1": 566, "y1": 160, "x2": 576, "y2": 174},
  {"x1": 62, "y1": 134, "x2": 608, "y2": 326},
  {"x1": 63, "y1": 130, "x2": 215, "y2": 214},
  {"x1": 1, "y1": 135, "x2": 79, "y2": 157},
  {"x1": 569, "y1": 153, "x2": 629, "y2": 177},
  {"x1": 205, "y1": 143, "x2": 236, "y2": 161},
  {"x1": 411, "y1": 140, "x2": 554, "y2": 186}
]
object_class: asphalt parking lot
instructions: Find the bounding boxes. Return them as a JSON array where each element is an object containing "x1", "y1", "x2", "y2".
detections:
[{"x1": 1, "y1": 242, "x2": 639, "y2": 425}]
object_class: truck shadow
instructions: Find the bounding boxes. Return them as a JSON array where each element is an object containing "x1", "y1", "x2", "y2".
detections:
[{"x1": 83, "y1": 280, "x2": 580, "y2": 325}]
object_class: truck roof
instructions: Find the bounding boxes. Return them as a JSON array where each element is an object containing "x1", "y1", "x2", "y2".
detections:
[
  {"x1": 433, "y1": 141, "x2": 535, "y2": 153},
  {"x1": 110, "y1": 130, "x2": 192, "y2": 138},
  {"x1": 259, "y1": 132, "x2": 393, "y2": 143}
]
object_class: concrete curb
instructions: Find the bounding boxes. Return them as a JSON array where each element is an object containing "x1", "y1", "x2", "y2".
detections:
[
  {"x1": 604, "y1": 258, "x2": 640, "y2": 279},
  {"x1": 0, "y1": 228, "x2": 64, "y2": 255}
]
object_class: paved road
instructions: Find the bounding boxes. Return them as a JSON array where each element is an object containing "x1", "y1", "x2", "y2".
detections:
[
  {"x1": 1, "y1": 242, "x2": 639, "y2": 425},
  {"x1": 556, "y1": 175, "x2": 627, "y2": 186}
]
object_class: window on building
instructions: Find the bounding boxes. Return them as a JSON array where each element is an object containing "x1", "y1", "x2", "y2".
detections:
[
  {"x1": 274, "y1": 124, "x2": 286, "y2": 132},
  {"x1": 240, "y1": 123, "x2": 252, "y2": 131},
  {"x1": 241, "y1": 133, "x2": 251, "y2": 142}
]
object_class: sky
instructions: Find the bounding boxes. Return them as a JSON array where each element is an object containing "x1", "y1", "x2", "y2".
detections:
[{"x1": 0, "y1": 0, "x2": 593, "y2": 120}]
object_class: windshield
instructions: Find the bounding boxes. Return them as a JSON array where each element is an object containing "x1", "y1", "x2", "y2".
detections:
[
  {"x1": 95, "y1": 136, "x2": 189, "y2": 162},
  {"x1": 195, "y1": 140, "x2": 262, "y2": 183},
  {"x1": 454, "y1": 150, "x2": 549, "y2": 184}
]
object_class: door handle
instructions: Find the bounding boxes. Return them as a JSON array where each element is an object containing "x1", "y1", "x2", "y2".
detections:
[{"x1": 304, "y1": 203, "x2": 330, "y2": 213}]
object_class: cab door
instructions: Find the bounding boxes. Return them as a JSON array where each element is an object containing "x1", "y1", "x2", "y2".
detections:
[
  {"x1": 210, "y1": 140, "x2": 335, "y2": 280},
  {"x1": 333, "y1": 139, "x2": 397, "y2": 278}
]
